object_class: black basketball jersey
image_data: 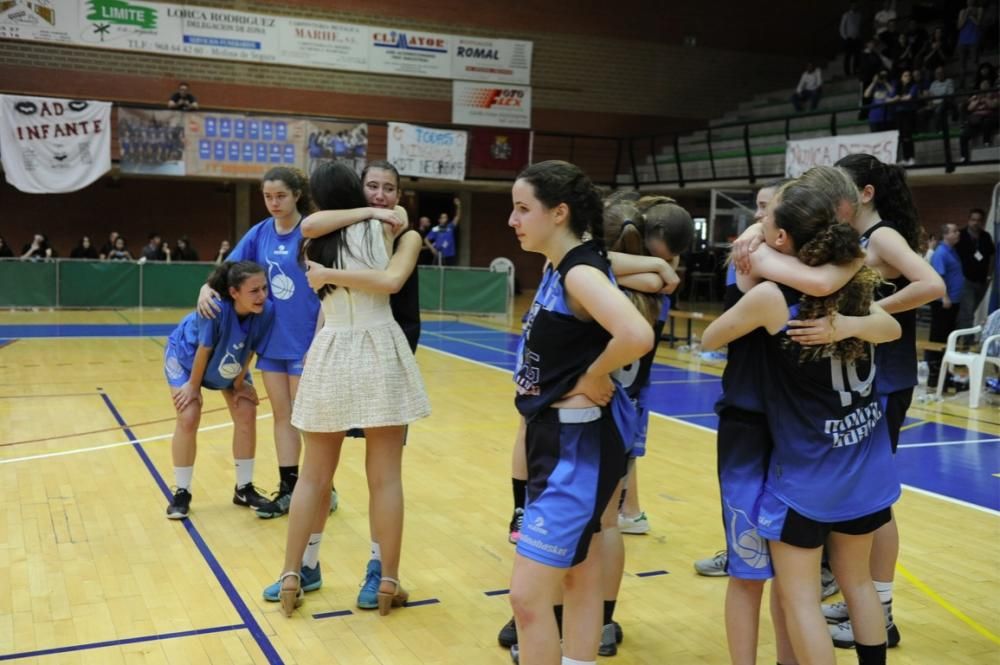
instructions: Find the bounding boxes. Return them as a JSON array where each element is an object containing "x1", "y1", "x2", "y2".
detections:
[
  {"x1": 390, "y1": 230, "x2": 421, "y2": 353},
  {"x1": 762, "y1": 284, "x2": 899, "y2": 521},
  {"x1": 860, "y1": 220, "x2": 917, "y2": 394},
  {"x1": 514, "y1": 242, "x2": 613, "y2": 419}
]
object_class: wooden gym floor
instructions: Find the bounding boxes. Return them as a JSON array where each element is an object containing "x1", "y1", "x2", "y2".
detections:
[{"x1": 0, "y1": 304, "x2": 997, "y2": 664}]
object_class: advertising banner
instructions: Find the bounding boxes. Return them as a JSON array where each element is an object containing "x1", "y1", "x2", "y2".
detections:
[
  {"x1": 452, "y1": 81, "x2": 531, "y2": 128},
  {"x1": 118, "y1": 107, "x2": 185, "y2": 175},
  {"x1": 183, "y1": 112, "x2": 305, "y2": 179},
  {"x1": 386, "y1": 122, "x2": 467, "y2": 182},
  {"x1": 0, "y1": 1, "x2": 532, "y2": 83},
  {"x1": 451, "y1": 37, "x2": 532, "y2": 85},
  {"x1": 0, "y1": 94, "x2": 111, "y2": 193},
  {"x1": 785, "y1": 131, "x2": 899, "y2": 177}
]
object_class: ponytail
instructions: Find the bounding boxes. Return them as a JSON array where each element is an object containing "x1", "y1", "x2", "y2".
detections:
[
  {"x1": 834, "y1": 153, "x2": 921, "y2": 252},
  {"x1": 517, "y1": 160, "x2": 605, "y2": 255}
]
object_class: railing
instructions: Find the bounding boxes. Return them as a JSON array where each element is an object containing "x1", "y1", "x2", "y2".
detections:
[{"x1": 617, "y1": 87, "x2": 1000, "y2": 188}]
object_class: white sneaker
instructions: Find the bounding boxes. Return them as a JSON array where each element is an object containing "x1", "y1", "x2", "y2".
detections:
[
  {"x1": 694, "y1": 550, "x2": 729, "y2": 576},
  {"x1": 822, "y1": 600, "x2": 850, "y2": 624},
  {"x1": 618, "y1": 511, "x2": 651, "y2": 534}
]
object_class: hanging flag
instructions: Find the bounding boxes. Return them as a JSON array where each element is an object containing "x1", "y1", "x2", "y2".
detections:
[
  {"x1": 0, "y1": 95, "x2": 112, "y2": 193},
  {"x1": 469, "y1": 128, "x2": 530, "y2": 172}
]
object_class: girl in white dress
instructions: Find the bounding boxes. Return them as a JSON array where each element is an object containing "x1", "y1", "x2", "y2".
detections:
[{"x1": 274, "y1": 162, "x2": 430, "y2": 616}]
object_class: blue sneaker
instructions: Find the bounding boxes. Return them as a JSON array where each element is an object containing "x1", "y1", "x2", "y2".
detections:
[
  {"x1": 262, "y1": 563, "x2": 322, "y2": 602},
  {"x1": 356, "y1": 559, "x2": 382, "y2": 609}
]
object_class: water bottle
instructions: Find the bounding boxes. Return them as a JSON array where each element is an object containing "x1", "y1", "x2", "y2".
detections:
[{"x1": 916, "y1": 361, "x2": 930, "y2": 401}]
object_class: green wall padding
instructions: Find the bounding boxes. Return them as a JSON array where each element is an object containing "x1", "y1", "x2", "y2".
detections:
[
  {"x1": 0, "y1": 260, "x2": 57, "y2": 306},
  {"x1": 418, "y1": 267, "x2": 507, "y2": 314},
  {"x1": 60, "y1": 261, "x2": 140, "y2": 307},
  {"x1": 142, "y1": 263, "x2": 216, "y2": 307}
]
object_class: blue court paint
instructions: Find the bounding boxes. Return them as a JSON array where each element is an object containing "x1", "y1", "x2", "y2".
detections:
[
  {"x1": 0, "y1": 624, "x2": 245, "y2": 661},
  {"x1": 635, "y1": 570, "x2": 670, "y2": 578},
  {"x1": 0, "y1": 323, "x2": 176, "y2": 338},
  {"x1": 484, "y1": 589, "x2": 511, "y2": 596},
  {"x1": 0, "y1": 340, "x2": 16, "y2": 350},
  {"x1": 404, "y1": 598, "x2": 441, "y2": 607},
  {"x1": 428, "y1": 322, "x2": 1000, "y2": 512},
  {"x1": 312, "y1": 609, "x2": 354, "y2": 619},
  {"x1": 98, "y1": 391, "x2": 284, "y2": 665}
]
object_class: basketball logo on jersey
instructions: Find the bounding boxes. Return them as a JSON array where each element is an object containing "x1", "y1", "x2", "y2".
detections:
[
  {"x1": 727, "y1": 501, "x2": 770, "y2": 569},
  {"x1": 218, "y1": 347, "x2": 243, "y2": 380},
  {"x1": 165, "y1": 354, "x2": 184, "y2": 380},
  {"x1": 612, "y1": 361, "x2": 640, "y2": 391},
  {"x1": 267, "y1": 258, "x2": 295, "y2": 300}
]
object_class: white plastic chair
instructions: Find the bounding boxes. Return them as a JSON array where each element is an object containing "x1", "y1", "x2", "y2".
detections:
[
  {"x1": 489, "y1": 257, "x2": 515, "y2": 297},
  {"x1": 935, "y1": 310, "x2": 1000, "y2": 408}
]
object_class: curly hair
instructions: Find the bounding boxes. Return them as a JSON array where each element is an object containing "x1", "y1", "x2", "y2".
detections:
[
  {"x1": 835, "y1": 153, "x2": 922, "y2": 252},
  {"x1": 517, "y1": 160, "x2": 606, "y2": 254},
  {"x1": 772, "y1": 180, "x2": 878, "y2": 363}
]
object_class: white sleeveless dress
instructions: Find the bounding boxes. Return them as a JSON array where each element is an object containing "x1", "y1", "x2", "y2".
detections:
[{"x1": 291, "y1": 220, "x2": 430, "y2": 432}]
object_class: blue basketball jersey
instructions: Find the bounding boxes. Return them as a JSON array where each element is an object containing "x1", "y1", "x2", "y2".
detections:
[
  {"x1": 760, "y1": 285, "x2": 900, "y2": 522},
  {"x1": 167, "y1": 299, "x2": 275, "y2": 390},
  {"x1": 228, "y1": 217, "x2": 319, "y2": 360},
  {"x1": 860, "y1": 221, "x2": 917, "y2": 394}
]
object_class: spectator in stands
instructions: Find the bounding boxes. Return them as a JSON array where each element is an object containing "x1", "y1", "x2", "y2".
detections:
[
  {"x1": 917, "y1": 27, "x2": 951, "y2": 71},
  {"x1": 99, "y1": 231, "x2": 119, "y2": 260},
  {"x1": 0, "y1": 236, "x2": 13, "y2": 258},
  {"x1": 173, "y1": 236, "x2": 199, "y2": 262},
  {"x1": 956, "y1": 0, "x2": 984, "y2": 88},
  {"x1": 874, "y1": 0, "x2": 897, "y2": 36},
  {"x1": 70, "y1": 235, "x2": 98, "y2": 259},
  {"x1": 865, "y1": 70, "x2": 897, "y2": 131},
  {"x1": 924, "y1": 233, "x2": 939, "y2": 262},
  {"x1": 926, "y1": 222, "x2": 964, "y2": 382},
  {"x1": 20, "y1": 233, "x2": 52, "y2": 261},
  {"x1": 904, "y1": 18, "x2": 929, "y2": 56},
  {"x1": 141, "y1": 233, "x2": 166, "y2": 261},
  {"x1": 791, "y1": 62, "x2": 824, "y2": 112},
  {"x1": 425, "y1": 197, "x2": 462, "y2": 266},
  {"x1": 890, "y1": 33, "x2": 917, "y2": 77},
  {"x1": 956, "y1": 207, "x2": 995, "y2": 328},
  {"x1": 959, "y1": 79, "x2": 999, "y2": 161},
  {"x1": 215, "y1": 239, "x2": 232, "y2": 265},
  {"x1": 924, "y1": 66, "x2": 957, "y2": 130},
  {"x1": 840, "y1": 2, "x2": 864, "y2": 76},
  {"x1": 975, "y1": 62, "x2": 998, "y2": 89},
  {"x1": 912, "y1": 67, "x2": 930, "y2": 98},
  {"x1": 880, "y1": 19, "x2": 902, "y2": 54},
  {"x1": 416, "y1": 216, "x2": 435, "y2": 265},
  {"x1": 894, "y1": 70, "x2": 921, "y2": 164},
  {"x1": 107, "y1": 236, "x2": 133, "y2": 261},
  {"x1": 168, "y1": 82, "x2": 199, "y2": 110},
  {"x1": 857, "y1": 39, "x2": 892, "y2": 109}
]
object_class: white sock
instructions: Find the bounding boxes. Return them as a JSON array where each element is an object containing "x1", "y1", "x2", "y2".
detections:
[
  {"x1": 873, "y1": 580, "x2": 893, "y2": 604},
  {"x1": 302, "y1": 533, "x2": 323, "y2": 569},
  {"x1": 370, "y1": 541, "x2": 381, "y2": 562},
  {"x1": 234, "y1": 458, "x2": 254, "y2": 488},
  {"x1": 561, "y1": 658, "x2": 596, "y2": 665},
  {"x1": 174, "y1": 466, "x2": 193, "y2": 490}
]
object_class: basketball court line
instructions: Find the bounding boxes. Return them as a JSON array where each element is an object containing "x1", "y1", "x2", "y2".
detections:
[
  {"x1": 0, "y1": 624, "x2": 247, "y2": 662},
  {"x1": 97, "y1": 389, "x2": 282, "y2": 665},
  {"x1": 896, "y1": 563, "x2": 1000, "y2": 646}
]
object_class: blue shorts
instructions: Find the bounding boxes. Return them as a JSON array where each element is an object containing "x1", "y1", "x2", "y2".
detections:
[
  {"x1": 717, "y1": 407, "x2": 773, "y2": 580},
  {"x1": 757, "y1": 490, "x2": 892, "y2": 549},
  {"x1": 630, "y1": 403, "x2": 650, "y2": 458},
  {"x1": 256, "y1": 355, "x2": 305, "y2": 376},
  {"x1": 163, "y1": 343, "x2": 251, "y2": 390},
  {"x1": 517, "y1": 406, "x2": 628, "y2": 569}
]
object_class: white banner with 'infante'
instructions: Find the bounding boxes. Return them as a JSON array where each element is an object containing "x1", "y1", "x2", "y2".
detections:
[{"x1": 0, "y1": 95, "x2": 112, "y2": 193}]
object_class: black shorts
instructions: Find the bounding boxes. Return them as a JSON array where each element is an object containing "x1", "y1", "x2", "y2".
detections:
[
  {"x1": 776, "y1": 506, "x2": 892, "y2": 549},
  {"x1": 883, "y1": 388, "x2": 913, "y2": 454}
]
